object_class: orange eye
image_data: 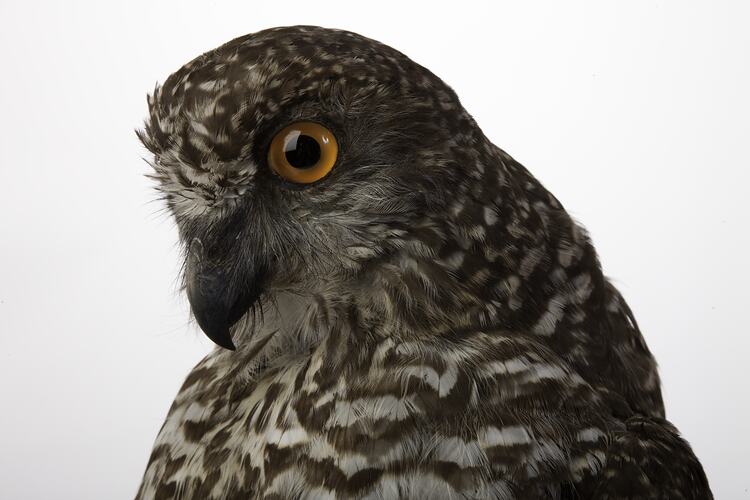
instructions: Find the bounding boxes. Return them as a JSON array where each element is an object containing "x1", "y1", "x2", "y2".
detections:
[{"x1": 267, "y1": 121, "x2": 338, "y2": 184}]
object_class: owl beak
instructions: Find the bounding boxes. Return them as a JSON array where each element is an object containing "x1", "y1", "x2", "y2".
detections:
[{"x1": 185, "y1": 238, "x2": 266, "y2": 351}]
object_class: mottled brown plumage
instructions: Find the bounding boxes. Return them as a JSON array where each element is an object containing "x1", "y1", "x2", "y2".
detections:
[{"x1": 136, "y1": 26, "x2": 711, "y2": 499}]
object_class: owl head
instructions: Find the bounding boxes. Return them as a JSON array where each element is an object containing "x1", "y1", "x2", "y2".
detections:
[{"x1": 139, "y1": 26, "x2": 551, "y2": 350}]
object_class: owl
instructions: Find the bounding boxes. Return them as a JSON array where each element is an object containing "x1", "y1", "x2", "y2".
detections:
[{"x1": 136, "y1": 26, "x2": 711, "y2": 499}]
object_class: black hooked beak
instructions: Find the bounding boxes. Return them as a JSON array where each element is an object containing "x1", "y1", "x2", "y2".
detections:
[{"x1": 185, "y1": 239, "x2": 266, "y2": 351}]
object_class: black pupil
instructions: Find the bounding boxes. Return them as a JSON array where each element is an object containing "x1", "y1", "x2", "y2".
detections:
[{"x1": 284, "y1": 134, "x2": 321, "y2": 169}]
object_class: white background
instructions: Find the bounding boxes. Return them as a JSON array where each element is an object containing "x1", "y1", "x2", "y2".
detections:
[{"x1": 1, "y1": 1, "x2": 748, "y2": 498}]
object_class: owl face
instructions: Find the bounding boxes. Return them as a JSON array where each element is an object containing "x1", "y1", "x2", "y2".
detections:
[{"x1": 139, "y1": 26, "x2": 483, "y2": 349}]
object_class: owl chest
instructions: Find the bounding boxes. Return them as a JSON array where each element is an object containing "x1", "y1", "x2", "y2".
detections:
[
  {"x1": 154, "y1": 366, "x2": 375, "y2": 495},
  {"x1": 173, "y1": 374, "x2": 323, "y2": 490},
  {"x1": 144, "y1": 355, "x2": 602, "y2": 500},
  {"x1": 154, "y1": 366, "x2": 453, "y2": 498}
]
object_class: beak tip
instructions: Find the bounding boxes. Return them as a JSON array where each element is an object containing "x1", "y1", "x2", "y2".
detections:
[
  {"x1": 207, "y1": 330, "x2": 237, "y2": 351},
  {"x1": 192, "y1": 313, "x2": 237, "y2": 351},
  {"x1": 210, "y1": 332, "x2": 236, "y2": 351},
  {"x1": 205, "y1": 326, "x2": 236, "y2": 351}
]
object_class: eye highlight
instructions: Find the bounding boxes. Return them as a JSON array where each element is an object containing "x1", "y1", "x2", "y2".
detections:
[{"x1": 267, "y1": 121, "x2": 338, "y2": 184}]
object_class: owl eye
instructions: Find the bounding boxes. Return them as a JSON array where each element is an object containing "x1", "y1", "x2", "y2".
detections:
[{"x1": 267, "y1": 121, "x2": 338, "y2": 184}]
